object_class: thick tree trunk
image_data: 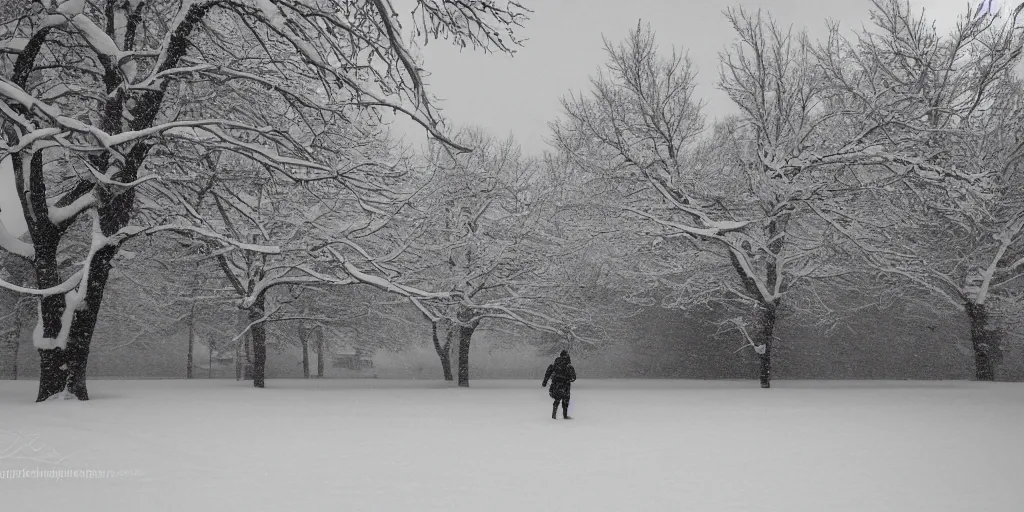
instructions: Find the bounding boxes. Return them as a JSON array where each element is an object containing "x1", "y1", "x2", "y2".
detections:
[
  {"x1": 36, "y1": 246, "x2": 118, "y2": 402},
  {"x1": 432, "y1": 322, "x2": 453, "y2": 381},
  {"x1": 300, "y1": 328, "x2": 310, "y2": 379},
  {"x1": 757, "y1": 301, "x2": 778, "y2": 389},
  {"x1": 37, "y1": 348, "x2": 70, "y2": 400},
  {"x1": 456, "y1": 324, "x2": 476, "y2": 388},
  {"x1": 965, "y1": 301, "x2": 997, "y2": 381},
  {"x1": 16, "y1": 0, "x2": 209, "y2": 400},
  {"x1": 33, "y1": 133, "x2": 141, "y2": 400},
  {"x1": 186, "y1": 303, "x2": 196, "y2": 379},
  {"x1": 13, "y1": 149, "x2": 95, "y2": 400},
  {"x1": 33, "y1": 237, "x2": 70, "y2": 401},
  {"x1": 248, "y1": 298, "x2": 267, "y2": 388}
]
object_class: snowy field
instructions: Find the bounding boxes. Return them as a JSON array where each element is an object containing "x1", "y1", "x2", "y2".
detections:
[{"x1": 2, "y1": 379, "x2": 1023, "y2": 511}]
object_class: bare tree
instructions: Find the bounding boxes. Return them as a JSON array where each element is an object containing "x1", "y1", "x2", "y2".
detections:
[
  {"x1": 404, "y1": 129, "x2": 586, "y2": 386},
  {"x1": 817, "y1": 0, "x2": 1024, "y2": 380},
  {"x1": 161, "y1": 134, "x2": 453, "y2": 387},
  {"x1": 551, "y1": 13, "x2": 940, "y2": 387}
]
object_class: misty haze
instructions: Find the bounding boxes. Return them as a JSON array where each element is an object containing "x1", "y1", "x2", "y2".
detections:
[{"x1": 2, "y1": 0, "x2": 1024, "y2": 510}]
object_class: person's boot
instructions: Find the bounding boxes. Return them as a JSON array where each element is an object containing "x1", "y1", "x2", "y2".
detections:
[
  {"x1": 562, "y1": 403, "x2": 571, "y2": 420},
  {"x1": 552, "y1": 403, "x2": 558, "y2": 419}
]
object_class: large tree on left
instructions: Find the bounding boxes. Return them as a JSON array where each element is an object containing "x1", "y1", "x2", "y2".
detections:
[{"x1": 0, "y1": 0, "x2": 528, "y2": 401}]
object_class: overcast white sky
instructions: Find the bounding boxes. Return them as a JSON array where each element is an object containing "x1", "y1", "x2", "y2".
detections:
[
  {"x1": 390, "y1": 0, "x2": 985, "y2": 151},
  {"x1": 0, "y1": 0, "x2": 1010, "y2": 236}
]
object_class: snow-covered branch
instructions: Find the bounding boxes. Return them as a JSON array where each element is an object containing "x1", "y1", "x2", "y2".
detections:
[
  {"x1": 115, "y1": 224, "x2": 282, "y2": 254},
  {"x1": 0, "y1": 218, "x2": 33, "y2": 259},
  {"x1": 326, "y1": 246, "x2": 451, "y2": 300},
  {"x1": 0, "y1": 270, "x2": 83, "y2": 296}
]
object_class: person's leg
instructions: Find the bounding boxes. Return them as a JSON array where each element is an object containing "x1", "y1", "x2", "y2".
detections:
[
  {"x1": 562, "y1": 397, "x2": 571, "y2": 419},
  {"x1": 552, "y1": 399, "x2": 560, "y2": 419}
]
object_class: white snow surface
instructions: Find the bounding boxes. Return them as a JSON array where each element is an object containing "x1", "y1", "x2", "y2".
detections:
[{"x1": 2, "y1": 379, "x2": 1022, "y2": 511}]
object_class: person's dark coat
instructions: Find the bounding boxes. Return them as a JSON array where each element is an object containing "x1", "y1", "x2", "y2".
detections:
[{"x1": 542, "y1": 354, "x2": 577, "y2": 401}]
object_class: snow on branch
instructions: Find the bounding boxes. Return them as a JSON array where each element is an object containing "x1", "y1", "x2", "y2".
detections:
[
  {"x1": 0, "y1": 218, "x2": 34, "y2": 259},
  {"x1": 114, "y1": 224, "x2": 281, "y2": 254},
  {"x1": 717, "y1": 317, "x2": 766, "y2": 355},
  {"x1": 0, "y1": 78, "x2": 64, "y2": 120},
  {"x1": 470, "y1": 304, "x2": 597, "y2": 348},
  {"x1": 241, "y1": 274, "x2": 342, "y2": 309},
  {"x1": 623, "y1": 207, "x2": 749, "y2": 238},
  {"x1": 408, "y1": 296, "x2": 441, "y2": 322},
  {"x1": 82, "y1": 159, "x2": 161, "y2": 189},
  {"x1": 47, "y1": 190, "x2": 97, "y2": 225},
  {"x1": 0, "y1": 37, "x2": 29, "y2": 54},
  {"x1": 0, "y1": 270, "x2": 84, "y2": 296},
  {"x1": 33, "y1": 209, "x2": 107, "y2": 349},
  {"x1": 326, "y1": 246, "x2": 451, "y2": 300},
  {"x1": 65, "y1": 7, "x2": 138, "y2": 80},
  {"x1": 230, "y1": 303, "x2": 286, "y2": 343}
]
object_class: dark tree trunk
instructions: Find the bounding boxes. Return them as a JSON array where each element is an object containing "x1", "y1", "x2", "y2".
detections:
[
  {"x1": 300, "y1": 328, "x2": 310, "y2": 379},
  {"x1": 11, "y1": 332, "x2": 17, "y2": 380},
  {"x1": 64, "y1": 246, "x2": 118, "y2": 399},
  {"x1": 32, "y1": 128, "x2": 143, "y2": 401},
  {"x1": 1, "y1": 301, "x2": 21, "y2": 380},
  {"x1": 12, "y1": 144, "x2": 62, "y2": 398},
  {"x1": 456, "y1": 323, "x2": 476, "y2": 388},
  {"x1": 15, "y1": 2, "x2": 214, "y2": 402},
  {"x1": 36, "y1": 245, "x2": 118, "y2": 402},
  {"x1": 966, "y1": 301, "x2": 997, "y2": 381},
  {"x1": 1, "y1": 330, "x2": 18, "y2": 380},
  {"x1": 37, "y1": 348, "x2": 69, "y2": 400},
  {"x1": 235, "y1": 311, "x2": 246, "y2": 381},
  {"x1": 742, "y1": 214, "x2": 787, "y2": 390},
  {"x1": 243, "y1": 337, "x2": 252, "y2": 380},
  {"x1": 432, "y1": 321, "x2": 453, "y2": 381},
  {"x1": 235, "y1": 338, "x2": 242, "y2": 381},
  {"x1": 33, "y1": 235, "x2": 70, "y2": 401},
  {"x1": 316, "y1": 330, "x2": 325, "y2": 378},
  {"x1": 9, "y1": 328, "x2": 18, "y2": 380},
  {"x1": 248, "y1": 297, "x2": 267, "y2": 388},
  {"x1": 757, "y1": 301, "x2": 778, "y2": 389},
  {"x1": 186, "y1": 303, "x2": 196, "y2": 379}
]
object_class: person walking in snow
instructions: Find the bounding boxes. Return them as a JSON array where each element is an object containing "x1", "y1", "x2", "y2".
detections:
[{"x1": 542, "y1": 350, "x2": 577, "y2": 419}]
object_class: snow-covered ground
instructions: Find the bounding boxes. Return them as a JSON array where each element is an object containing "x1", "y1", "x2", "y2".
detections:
[{"x1": 2, "y1": 379, "x2": 1022, "y2": 511}]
